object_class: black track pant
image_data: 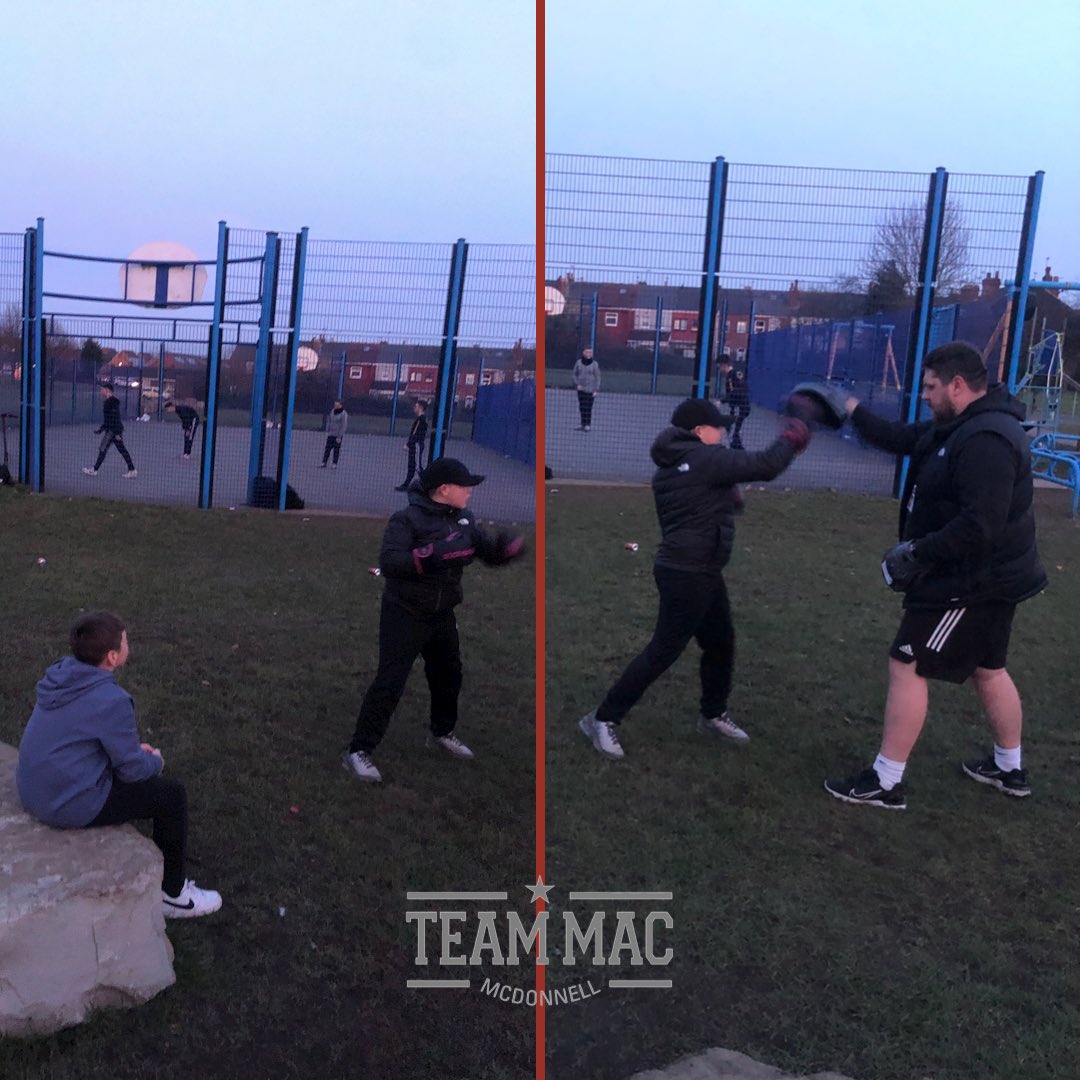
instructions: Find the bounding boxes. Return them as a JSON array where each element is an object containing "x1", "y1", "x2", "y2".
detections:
[
  {"x1": 182, "y1": 420, "x2": 199, "y2": 456},
  {"x1": 403, "y1": 442, "x2": 424, "y2": 485},
  {"x1": 322, "y1": 436, "x2": 342, "y2": 465},
  {"x1": 349, "y1": 597, "x2": 462, "y2": 753},
  {"x1": 94, "y1": 432, "x2": 135, "y2": 471},
  {"x1": 596, "y1": 565, "x2": 734, "y2": 725},
  {"x1": 88, "y1": 774, "x2": 188, "y2": 896},
  {"x1": 577, "y1": 391, "x2": 595, "y2": 427}
]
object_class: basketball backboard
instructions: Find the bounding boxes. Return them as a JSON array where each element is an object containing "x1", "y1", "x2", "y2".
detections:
[{"x1": 120, "y1": 241, "x2": 208, "y2": 307}]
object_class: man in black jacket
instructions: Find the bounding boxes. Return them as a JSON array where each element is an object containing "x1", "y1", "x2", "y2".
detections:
[
  {"x1": 343, "y1": 457, "x2": 526, "y2": 782},
  {"x1": 579, "y1": 398, "x2": 811, "y2": 760},
  {"x1": 718, "y1": 355, "x2": 751, "y2": 449},
  {"x1": 823, "y1": 342, "x2": 1047, "y2": 810},
  {"x1": 396, "y1": 399, "x2": 428, "y2": 491},
  {"x1": 83, "y1": 383, "x2": 137, "y2": 478}
]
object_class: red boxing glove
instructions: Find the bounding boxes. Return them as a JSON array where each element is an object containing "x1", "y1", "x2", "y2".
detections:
[
  {"x1": 501, "y1": 535, "x2": 526, "y2": 560},
  {"x1": 780, "y1": 417, "x2": 811, "y2": 455}
]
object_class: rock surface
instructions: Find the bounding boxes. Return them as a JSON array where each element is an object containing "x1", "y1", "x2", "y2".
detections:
[
  {"x1": 628, "y1": 1047, "x2": 856, "y2": 1080},
  {"x1": 0, "y1": 742, "x2": 175, "y2": 1036}
]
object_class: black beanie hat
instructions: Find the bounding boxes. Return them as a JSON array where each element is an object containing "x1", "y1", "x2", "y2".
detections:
[{"x1": 670, "y1": 398, "x2": 731, "y2": 430}]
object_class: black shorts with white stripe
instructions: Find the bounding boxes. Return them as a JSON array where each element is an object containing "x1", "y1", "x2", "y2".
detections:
[{"x1": 890, "y1": 602, "x2": 1016, "y2": 683}]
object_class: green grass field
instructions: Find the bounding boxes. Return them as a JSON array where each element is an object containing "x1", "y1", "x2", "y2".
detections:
[
  {"x1": 545, "y1": 484, "x2": 1079, "y2": 1080},
  {"x1": 0, "y1": 488, "x2": 534, "y2": 1080}
]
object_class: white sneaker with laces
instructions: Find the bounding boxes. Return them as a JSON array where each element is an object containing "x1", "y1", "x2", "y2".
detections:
[
  {"x1": 429, "y1": 733, "x2": 475, "y2": 759},
  {"x1": 162, "y1": 879, "x2": 222, "y2": 919},
  {"x1": 342, "y1": 750, "x2": 382, "y2": 782},
  {"x1": 579, "y1": 711, "x2": 625, "y2": 759},
  {"x1": 698, "y1": 710, "x2": 750, "y2": 743},
  {"x1": 82, "y1": 467, "x2": 97, "y2": 476},
  {"x1": 122, "y1": 469, "x2": 138, "y2": 479}
]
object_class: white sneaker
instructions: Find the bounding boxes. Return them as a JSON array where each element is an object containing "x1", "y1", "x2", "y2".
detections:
[
  {"x1": 162, "y1": 879, "x2": 222, "y2": 919},
  {"x1": 342, "y1": 750, "x2": 382, "y2": 782},
  {"x1": 122, "y1": 469, "x2": 138, "y2": 479},
  {"x1": 82, "y1": 467, "x2": 97, "y2": 476},
  {"x1": 429, "y1": 733, "x2": 474, "y2": 759},
  {"x1": 331, "y1": 463, "x2": 338, "y2": 469},
  {"x1": 698, "y1": 710, "x2": 750, "y2": 743},
  {"x1": 579, "y1": 711, "x2": 624, "y2": 759}
]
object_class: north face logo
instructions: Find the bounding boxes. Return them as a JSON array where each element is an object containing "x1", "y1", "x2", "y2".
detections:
[{"x1": 677, "y1": 463, "x2": 690, "y2": 473}]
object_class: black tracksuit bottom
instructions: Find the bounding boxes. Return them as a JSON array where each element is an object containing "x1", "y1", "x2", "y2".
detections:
[
  {"x1": 87, "y1": 774, "x2": 188, "y2": 896},
  {"x1": 349, "y1": 596, "x2": 462, "y2": 753},
  {"x1": 596, "y1": 565, "x2": 734, "y2": 724}
]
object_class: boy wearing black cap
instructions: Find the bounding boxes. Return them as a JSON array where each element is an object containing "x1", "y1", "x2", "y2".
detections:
[
  {"x1": 344, "y1": 457, "x2": 527, "y2": 782},
  {"x1": 579, "y1": 397, "x2": 810, "y2": 760}
]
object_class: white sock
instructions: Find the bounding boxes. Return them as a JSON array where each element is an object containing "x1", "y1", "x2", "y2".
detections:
[
  {"x1": 994, "y1": 743, "x2": 1022, "y2": 773},
  {"x1": 873, "y1": 753, "x2": 906, "y2": 790}
]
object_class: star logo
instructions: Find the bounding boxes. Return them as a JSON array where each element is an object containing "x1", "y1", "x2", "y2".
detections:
[{"x1": 526, "y1": 876, "x2": 552, "y2": 904}]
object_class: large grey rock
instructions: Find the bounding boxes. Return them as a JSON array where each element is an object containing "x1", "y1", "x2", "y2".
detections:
[
  {"x1": 0, "y1": 742, "x2": 175, "y2": 1036},
  {"x1": 629, "y1": 1047, "x2": 856, "y2": 1080}
]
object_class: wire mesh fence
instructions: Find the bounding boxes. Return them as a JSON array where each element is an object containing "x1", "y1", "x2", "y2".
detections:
[
  {"x1": 0, "y1": 233, "x2": 24, "y2": 480},
  {"x1": 9, "y1": 224, "x2": 536, "y2": 524},
  {"x1": 545, "y1": 154, "x2": 1035, "y2": 495}
]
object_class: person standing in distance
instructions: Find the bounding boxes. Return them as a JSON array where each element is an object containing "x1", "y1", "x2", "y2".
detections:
[
  {"x1": 396, "y1": 399, "x2": 428, "y2": 491},
  {"x1": 718, "y1": 355, "x2": 751, "y2": 449},
  {"x1": 318, "y1": 399, "x2": 348, "y2": 469},
  {"x1": 821, "y1": 342, "x2": 1047, "y2": 810},
  {"x1": 573, "y1": 347, "x2": 601, "y2": 431}
]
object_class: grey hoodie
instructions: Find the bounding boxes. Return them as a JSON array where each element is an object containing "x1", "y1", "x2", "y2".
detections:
[
  {"x1": 16, "y1": 656, "x2": 162, "y2": 828},
  {"x1": 573, "y1": 359, "x2": 601, "y2": 393},
  {"x1": 326, "y1": 408, "x2": 348, "y2": 439}
]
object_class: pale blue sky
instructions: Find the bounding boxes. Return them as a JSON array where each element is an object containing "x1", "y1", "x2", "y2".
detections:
[
  {"x1": 547, "y1": 0, "x2": 1080, "y2": 292},
  {"x1": 0, "y1": 0, "x2": 535, "y2": 259}
]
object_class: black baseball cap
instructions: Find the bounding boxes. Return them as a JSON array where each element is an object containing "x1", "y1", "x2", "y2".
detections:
[
  {"x1": 671, "y1": 398, "x2": 732, "y2": 430},
  {"x1": 421, "y1": 457, "x2": 485, "y2": 492}
]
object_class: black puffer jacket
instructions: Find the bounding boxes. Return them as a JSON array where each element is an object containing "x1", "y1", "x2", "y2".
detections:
[
  {"x1": 379, "y1": 489, "x2": 504, "y2": 614},
  {"x1": 650, "y1": 427, "x2": 798, "y2": 575},
  {"x1": 852, "y1": 386, "x2": 1047, "y2": 609}
]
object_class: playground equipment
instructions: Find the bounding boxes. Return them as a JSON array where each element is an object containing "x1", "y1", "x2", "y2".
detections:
[
  {"x1": 1015, "y1": 324, "x2": 1073, "y2": 430},
  {"x1": 1030, "y1": 431, "x2": 1080, "y2": 517}
]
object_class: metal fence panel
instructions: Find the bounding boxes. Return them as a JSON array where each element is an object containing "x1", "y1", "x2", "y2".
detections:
[{"x1": 545, "y1": 154, "x2": 1033, "y2": 495}]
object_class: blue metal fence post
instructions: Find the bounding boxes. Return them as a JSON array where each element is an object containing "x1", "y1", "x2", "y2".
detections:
[
  {"x1": 430, "y1": 238, "x2": 468, "y2": 463},
  {"x1": 650, "y1": 295, "x2": 663, "y2": 394},
  {"x1": 199, "y1": 221, "x2": 229, "y2": 510},
  {"x1": 157, "y1": 344, "x2": 166, "y2": 420},
  {"x1": 276, "y1": 227, "x2": 309, "y2": 510},
  {"x1": 390, "y1": 351, "x2": 404, "y2": 436},
  {"x1": 896, "y1": 167, "x2": 948, "y2": 497},
  {"x1": 71, "y1": 350, "x2": 78, "y2": 423},
  {"x1": 247, "y1": 232, "x2": 279, "y2": 505},
  {"x1": 19, "y1": 229, "x2": 33, "y2": 483},
  {"x1": 694, "y1": 156, "x2": 728, "y2": 399},
  {"x1": 336, "y1": 349, "x2": 346, "y2": 401},
  {"x1": 589, "y1": 291, "x2": 598, "y2": 354},
  {"x1": 31, "y1": 219, "x2": 45, "y2": 491},
  {"x1": 1004, "y1": 171, "x2": 1044, "y2": 392}
]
